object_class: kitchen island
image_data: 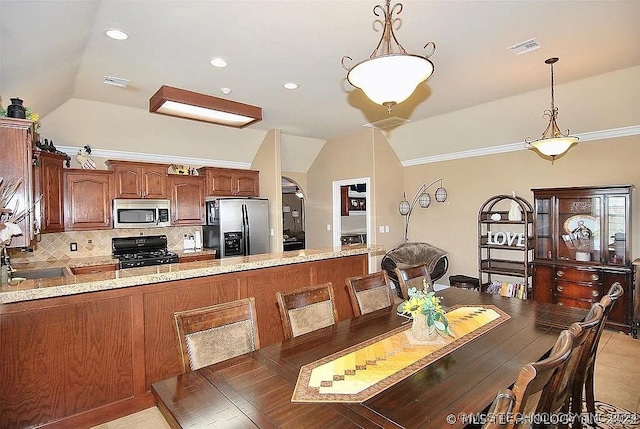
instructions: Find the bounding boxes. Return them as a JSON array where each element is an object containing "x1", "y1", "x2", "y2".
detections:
[{"x1": 0, "y1": 245, "x2": 383, "y2": 429}]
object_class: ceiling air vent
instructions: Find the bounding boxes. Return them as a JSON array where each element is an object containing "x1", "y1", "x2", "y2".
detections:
[
  {"x1": 103, "y1": 76, "x2": 129, "y2": 88},
  {"x1": 363, "y1": 116, "x2": 410, "y2": 129},
  {"x1": 507, "y1": 38, "x2": 541, "y2": 55}
]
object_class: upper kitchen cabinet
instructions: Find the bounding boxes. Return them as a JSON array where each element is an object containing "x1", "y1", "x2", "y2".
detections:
[
  {"x1": 106, "y1": 160, "x2": 168, "y2": 199},
  {"x1": 0, "y1": 118, "x2": 35, "y2": 248},
  {"x1": 169, "y1": 175, "x2": 205, "y2": 225},
  {"x1": 34, "y1": 151, "x2": 66, "y2": 233},
  {"x1": 64, "y1": 169, "x2": 114, "y2": 230},
  {"x1": 197, "y1": 167, "x2": 259, "y2": 197}
]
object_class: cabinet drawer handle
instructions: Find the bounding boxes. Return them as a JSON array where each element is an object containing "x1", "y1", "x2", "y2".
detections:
[
  {"x1": 557, "y1": 302, "x2": 564, "y2": 306},
  {"x1": 557, "y1": 270, "x2": 564, "y2": 277},
  {"x1": 591, "y1": 274, "x2": 599, "y2": 281},
  {"x1": 556, "y1": 285, "x2": 564, "y2": 293},
  {"x1": 591, "y1": 290, "x2": 600, "y2": 298}
]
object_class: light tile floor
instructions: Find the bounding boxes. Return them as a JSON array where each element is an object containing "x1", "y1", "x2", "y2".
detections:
[
  {"x1": 92, "y1": 330, "x2": 640, "y2": 429},
  {"x1": 593, "y1": 330, "x2": 640, "y2": 414}
]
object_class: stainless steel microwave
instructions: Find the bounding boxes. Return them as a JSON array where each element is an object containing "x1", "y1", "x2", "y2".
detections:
[{"x1": 113, "y1": 199, "x2": 171, "y2": 228}]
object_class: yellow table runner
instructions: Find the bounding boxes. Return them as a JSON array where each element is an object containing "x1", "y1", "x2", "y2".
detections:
[{"x1": 292, "y1": 305, "x2": 510, "y2": 403}]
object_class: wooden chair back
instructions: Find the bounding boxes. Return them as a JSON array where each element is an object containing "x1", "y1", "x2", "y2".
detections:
[
  {"x1": 172, "y1": 297, "x2": 260, "y2": 373},
  {"x1": 345, "y1": 271, "x2": 395, "y2": 316},
  {"x1": 571, "y1": 282, "x2": 624, "y2": 428},
  {"x1": 276, "y1": 282, "x2": 339, "y2": 340},
  {"x1": 483, "y1": 389, "x2": 515, "y2": 429},
  {"x1": 568, "y1": 303, "x2": 605, "y2": 428},
  {"x1": 510, "y1": 329, "x2": 574, "y2": 427},
  {"x1": 394, "y1": 263, "x2": 434, "y2": 300}
]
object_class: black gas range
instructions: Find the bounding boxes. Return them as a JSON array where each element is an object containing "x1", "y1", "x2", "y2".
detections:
[{"x1": 112, "y1": 235, "x2": 179, "y2": 269}]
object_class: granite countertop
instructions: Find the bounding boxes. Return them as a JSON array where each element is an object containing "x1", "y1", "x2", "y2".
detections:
[{"x1": 1, "y1": 245, "x2": 384, "y2": 304}]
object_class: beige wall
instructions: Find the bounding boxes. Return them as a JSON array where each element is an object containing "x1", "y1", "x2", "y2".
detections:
[
  {"x1": 402, "y1": 135, "x2": 639, "y2": 282},
  {"x1": 387, "y1": 65, "x2": 640, "y2": 161},
  {"x1": 306, "y1": 130, "x2": 375, "y2": 249},
  {"x1": 370, "y1": 130, "x2": 405, "y2": 268},
  {"x1": 251, "y1": 129, "x2": 282, "y2": 253},
  {"x1": 42, "y1": 98, "x2": 267, "y2": 165}
]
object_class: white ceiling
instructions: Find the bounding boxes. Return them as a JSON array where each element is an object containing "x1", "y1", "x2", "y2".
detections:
[{"x1": 2, "y1": 1, "x2": 640, "y2": 149}]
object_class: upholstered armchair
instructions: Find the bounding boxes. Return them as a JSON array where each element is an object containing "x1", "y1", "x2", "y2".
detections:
[{"x1": 381, "y1": 242, "x2": 448, "y2": 297}]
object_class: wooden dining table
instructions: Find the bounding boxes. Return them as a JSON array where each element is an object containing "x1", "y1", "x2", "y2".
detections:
[{"x1": 151, "y1": 288, "x2": 588, "y2": 429}]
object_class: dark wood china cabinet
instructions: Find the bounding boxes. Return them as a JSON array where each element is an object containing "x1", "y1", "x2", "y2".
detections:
[{"x1": 532, "y1": 185, "x2": 635, "y2": 335}]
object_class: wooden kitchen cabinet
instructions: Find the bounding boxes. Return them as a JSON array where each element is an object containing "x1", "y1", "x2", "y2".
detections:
[
  {"x1": 64, "y1": 169, "x2": 114, "y2": 230},
  {"x1": 178, "y1": 253, "x2": 216, "y2": 263},
  {"x1": 0, "y1": 118, "x2": 35, "y2": 248},
  {"x1": 34, "y1": 150, "x2": 66, "y2": 233},
  {"x1": 71, "y1": 263, "x2": 118, "y2": 275},
  {"x1": 532, "y1": 185, "x2": 634, "y2": 332},
  {"x1": 197, "y1": 166, "x2": 259, "y2": 197},
  {"x1": 106, "y1": 160, "x2": 168, "y2": 199},
  {"x1": 0, "y1": 253, "x2": 367, "y2": 428},
  {"x1": 169, "y1": 175, "x2": 205, "y2": 225}
]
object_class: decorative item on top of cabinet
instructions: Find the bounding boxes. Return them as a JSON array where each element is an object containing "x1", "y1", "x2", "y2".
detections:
[
  {"x1": 34, "y1": 150, "x2": 66, "y2": 233},
  {"x1": 532, "y1": 185, "x2": 634, "y2": 333},
  {"x1": 0, "y1": 118, "x2": 35, "y2": 247},
  {"x1": 106, "y1": 160, "x2": 168, "y2": 199},
  {"x1": 169, "y1": 175, "x2": 205, "y2": 225},
  {"x1": 478, "y1": 194, "x2": 534, "y2": 299},
  {"x1": 197, "y1": 167, "x2": 259, "y2": 197},
  {"x1": 64, "y1": 169, "x2": 114, "y2": 230}
]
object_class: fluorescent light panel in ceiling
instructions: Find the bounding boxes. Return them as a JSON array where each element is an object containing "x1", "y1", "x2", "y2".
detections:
[{"x1": 149, "y1": 85, "x2": 262, "y2": 128}]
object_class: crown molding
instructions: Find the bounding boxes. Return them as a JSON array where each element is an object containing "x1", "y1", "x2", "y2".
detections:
[
  {"x1": 56, "y1": 146, "x2": 252, "y2": 169},
  {"x1": 401, "y1": 125, "x2": 640, "y2": 167}
]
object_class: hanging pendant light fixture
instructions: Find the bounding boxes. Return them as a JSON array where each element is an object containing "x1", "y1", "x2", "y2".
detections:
[
  {"x1": 525, "y1": 57, "x2": 578, "y2": 163},
  {"x1": 342, "y1": 1, "x2": 436, "y2": 113}
]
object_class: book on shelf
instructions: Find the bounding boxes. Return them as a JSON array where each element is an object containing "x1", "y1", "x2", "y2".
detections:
[{"x1": 486, "y1": 281, "x2": 527, "y2": 300}]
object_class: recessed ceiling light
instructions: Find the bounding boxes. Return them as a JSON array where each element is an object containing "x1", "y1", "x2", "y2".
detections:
[
  {"x1": 210, "y1": 57, "x2": 228, "y2": 68},
  {"x1": 221, "y1": 88, "x2": 232, "y2": 95},
  {"x1": 105, "y1": 29, "x2": 129, "y2": 40},
  {"x1": 283, "y1": 82, "x2": 299, "y2": 90}
]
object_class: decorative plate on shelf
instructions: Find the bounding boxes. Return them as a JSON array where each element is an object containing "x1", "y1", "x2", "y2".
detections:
[{"x1": 563, "y1": 215, "x2": 599, "y2": 235}]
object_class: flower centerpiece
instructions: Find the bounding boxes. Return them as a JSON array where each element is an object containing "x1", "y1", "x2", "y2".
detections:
[{"x1": 402, "y1": 279, "x2": 454, "y2": 341}]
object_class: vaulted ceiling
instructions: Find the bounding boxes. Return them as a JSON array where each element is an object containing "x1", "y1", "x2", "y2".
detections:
[{"x1": 2, "y1": 1, "x2": 639, "y2": 152}]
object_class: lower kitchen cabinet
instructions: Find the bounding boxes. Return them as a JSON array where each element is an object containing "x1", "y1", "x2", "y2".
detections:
[
  {"x1": 0, "y1": 294, "x2": 136, "y2": 428},
  {"x1": 64, "y1": 169, "x2": 114, "y2": 230},
  {"x1": 0, "y1": 254, "x2": 367, "y2": 428}
]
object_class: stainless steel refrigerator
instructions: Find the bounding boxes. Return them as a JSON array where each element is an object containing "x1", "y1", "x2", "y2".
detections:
[{"x1": 202, "y1": 197, "x2": 270, "y2": 258}]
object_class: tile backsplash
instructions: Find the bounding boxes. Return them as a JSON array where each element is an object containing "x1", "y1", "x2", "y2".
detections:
[{"x1": 9, "y1": 226, "x2": 203, "y2": 262}]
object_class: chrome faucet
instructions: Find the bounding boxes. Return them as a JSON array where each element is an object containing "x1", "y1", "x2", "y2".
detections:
[{"x1": 1, "y1": 247, "x2": 13, "y2": 282}]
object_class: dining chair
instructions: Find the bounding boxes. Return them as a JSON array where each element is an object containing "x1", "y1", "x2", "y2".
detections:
[
  {"x1": 480, "y1": 329, "x2": 574, "y2": 429},
  {"x1": 571, "y1": 282, "x2": 624, "y2": 427},
  {"x1": 276, "y1": 282, "x2": 339, "y2": 340},
  {"x1": 566, "y1": 303, "x2": 605, "y2": 429},
  {"x1": 394, "y1": 262, "x2": 434, "y2": 300},
  {"x1": 172, "y1": 297, "x2": 260, "y2": 373},
  {"x1": 345, "y1": 270, "x2": 399, "y2": 317},
  {"x1": 482, "y1": 389, "x2": 514, "y2": 429}
]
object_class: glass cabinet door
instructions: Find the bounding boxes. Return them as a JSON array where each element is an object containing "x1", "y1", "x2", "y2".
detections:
[
  {"x1": 535, "y1": 197, "x2": 552, "y2": 259},
  {"x1": 556, "y1": 196, "x2": 601, "y2": 263},
  {"x1": 607, "y1": 196, "x2": 627, "y2": 265}
]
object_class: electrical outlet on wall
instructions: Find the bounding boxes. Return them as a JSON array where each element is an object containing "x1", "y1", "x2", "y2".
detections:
[{"x1": 70, "y1": 243, "x2": 78, "y2": 252}]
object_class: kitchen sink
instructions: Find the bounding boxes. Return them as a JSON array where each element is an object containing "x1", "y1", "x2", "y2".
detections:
[{"x1": 11, "y1": 267, "x2": 72, "y2": 280}]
